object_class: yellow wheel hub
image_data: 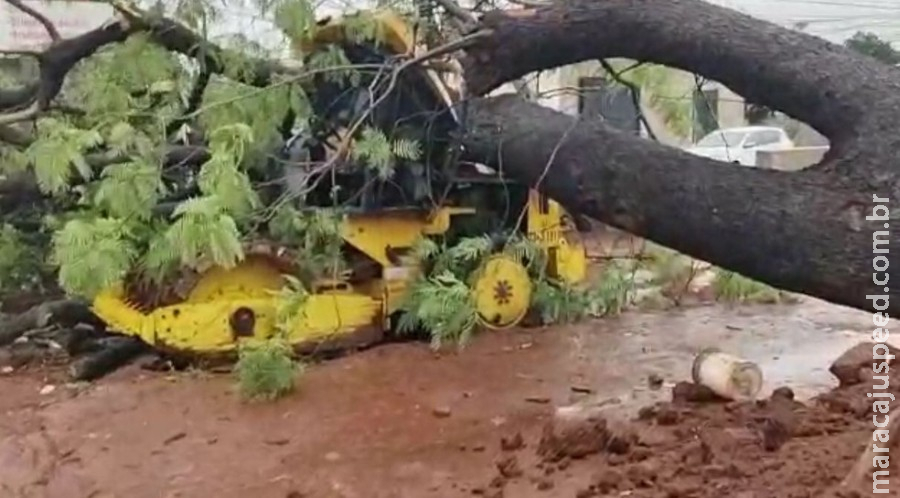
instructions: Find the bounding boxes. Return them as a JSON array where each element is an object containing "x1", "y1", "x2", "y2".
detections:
[{"x1": 471, "y1": 254, "x2": 532, "y2": 329}]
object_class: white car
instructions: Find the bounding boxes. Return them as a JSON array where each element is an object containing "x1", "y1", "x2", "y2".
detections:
[{"x1": 686, "y1": 126, "x2": 794, "y2": 166}]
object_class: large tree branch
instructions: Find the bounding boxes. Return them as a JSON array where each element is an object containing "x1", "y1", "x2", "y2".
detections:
[
  {"x1": 454, "y1": 0, "x2": 900, "y2": 315},
  {"x1": 462, "y1": 0, "x2": 900, "y2": 184},
  {"x1": 463, "y1": 95, "x2": 898, "y2": 315},
  {"x1": 0, "y1": 17, "x2": 133, "y2": 121}
]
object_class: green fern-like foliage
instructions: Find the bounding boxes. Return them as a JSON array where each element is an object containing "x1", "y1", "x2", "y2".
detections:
[
  {"x1": 398, "y1": 234, "x2": 543, "y2": 350},
  {"x1": 712, "y1": 269, "x2": 784, "y2": 303},
  {"x1": 234, "y1": 337, "x2": 300, "y2": 401},
  {"x1": 530, "y1": 262, "x2": 634, "y2": 325},
  {"x1": 67, "y1": 33, "x2": 186, "y2": 130},
  {"x1": 271, "y1": 275, "x2": 310, "y2": 334},
  {"x1": 396, "y1": 270, "x2": 478, "y2": 350},
  {"x1": 531, "y1": 279, "x2": 588, "y2": 325},
  {"x1": 166, "y1": 196, "x2": 245, "y2": 270},
  {"x1": 400, "y1": 233, "x2": 590, "y2": 348},
  {"x1": 25, "y1": 118, "x2": 103, "y2": 195},
  {"x1": 94, "y1": 159, "x2": 165, "y2": 220},
  {"x1": 351, "y1": 127, "x2": 422, "y2": 180},
  {"x1": 199, "y1": 80, "x2": 301, "y2": 156},
  {"x1": 0, "y1": 224, "x2": 45, "y2": 291},
  {"x1": 501, "y1": 234, "x2": 548, "y2": 277},
  {"x1": 197, "y1": 123, "x2": 260, "y2": 217},
  {"x1": 607, "y1": 60, "x2": 693, "y2": 138},
  {"x1": 591, "y1": 261, "x2": 636, "y2": 316},
  {"x1": 305, "y1": 45, "x2": 360, "y2": 86},
  {"x1": 432, "y1": 235, "x2": 492, "y2": 275},
  {"x1": 396, "y1": 236, "x2": 492, "y2": 350},
  {"x1": 268, "y1": 205, "x2": 346, "y2": 284},
  {"x1": 51, "y1": 218, "x2": 137, "y2": 298},
  {"x1": 272, "y1": 0, "x2": 316, "y2": 41},
  {"x1": 172, "y1": 0, "x2": 220, "y2": 29}
]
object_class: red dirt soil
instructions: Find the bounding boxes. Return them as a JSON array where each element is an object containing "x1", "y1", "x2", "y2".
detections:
[{"x1": 0, "y1": 323, "x2": 895, "y2": 498}]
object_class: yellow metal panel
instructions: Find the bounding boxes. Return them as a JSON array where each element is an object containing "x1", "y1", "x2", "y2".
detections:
[
  {"x1": 93, "y1": 290, "x2": 382, "y2": 354},
  {"x1": 382, "y1": 269, "x2": 416, "y2": 316},
  {"x1": 187, "y1": 255, "x2": 286, "y2": 302},
  {"x1": 524, "y1": 189, "x2": 588, "y2": 285},
  {"x1": 295, "y1": 9, "x2": 415, "y2": 56},
  {"x1": 472, "y1": 254, "x2": 532, "y2": 329},
  {"x1": 342, "y1": 208, "x2": 469, "y2": 266},
  {"x1": 555, "y1": 234, "x2": 588, "y2": 284}
]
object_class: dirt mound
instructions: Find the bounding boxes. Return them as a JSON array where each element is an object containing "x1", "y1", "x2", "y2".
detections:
[{"x1": 481, "y1": 362, "x2": 899, "y2": 497}]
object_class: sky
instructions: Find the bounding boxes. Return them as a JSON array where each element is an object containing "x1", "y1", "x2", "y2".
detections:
[
  {"x1": 4, "y1": 0, "x2": 898, "y2": 57},
  {"x1": 203, "y1": 0, "x2": 900, "y2": 56},
  {"x1": 708, "y1": 0, "x2": 900, "y2": 43}
]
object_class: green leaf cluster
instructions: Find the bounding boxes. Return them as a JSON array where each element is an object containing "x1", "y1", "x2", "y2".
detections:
[
  {"x1": 235, "y1": 337, "x2": 300, "y2": 401},
  {"x1": 351, "y1": 127, "x2": 422, "y2": 180},
  {"x1": 0, "y1": 224, "x2": 46, "y2": 291},
  {"x1": 268, "y1": 205, "x2": 346, "y2": 284}
]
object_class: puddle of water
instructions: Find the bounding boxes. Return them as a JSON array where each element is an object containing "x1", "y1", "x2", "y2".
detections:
[{"x1": 558, "y1": 297, "x2": 895, "y2": 412}]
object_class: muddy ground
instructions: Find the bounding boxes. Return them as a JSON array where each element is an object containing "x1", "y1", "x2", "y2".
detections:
[{"x1": 1, "y1": 290, "x2": 895, "y2": 498}]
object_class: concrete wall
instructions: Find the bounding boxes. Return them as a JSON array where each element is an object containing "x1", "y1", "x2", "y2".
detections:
[
  {"x1": 507, "y1": 62, "x2": 747, "y2": 146},
  {"x1": 487, "y1": 63, "x2": 832, "y2": 156},
  {"x1": 756, "y1": 146, "x2": 829, "y2": 171}
]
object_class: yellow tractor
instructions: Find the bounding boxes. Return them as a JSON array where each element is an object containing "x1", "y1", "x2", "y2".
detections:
[{"x1": 91, "y1": 10, "x2": 588, "y2": 357}]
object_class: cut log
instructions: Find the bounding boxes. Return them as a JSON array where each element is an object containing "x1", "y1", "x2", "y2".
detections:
[{"x1": 68, "y1": 336, "x2": 149, "y2": 382}]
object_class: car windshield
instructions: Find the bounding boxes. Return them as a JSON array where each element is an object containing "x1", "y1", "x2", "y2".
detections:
[{"x1": 696, "y1": 130, "x2": 747, "y2": 148}]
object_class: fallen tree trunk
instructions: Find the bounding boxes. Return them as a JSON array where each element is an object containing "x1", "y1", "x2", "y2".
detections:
[
  {"x1": 462, "y1": 96, "x2": 897, "y2": 314},
  {"x1": 460, "y1": 0, "x2": 900, "y2": 314}
]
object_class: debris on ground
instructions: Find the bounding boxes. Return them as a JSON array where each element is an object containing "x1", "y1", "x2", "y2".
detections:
[
  {"x1": 828, "y1": 341, "x2": 897, "y2": 387},
  {"x1": 0, "y1": 300, "x2": 894, "y2": 497},
  {"x1": 537, "y1": 404, "x2": 613, "y2": 461},
  {"x1": 647, "y1": 373, "x2": 663, "y2": 390},
  {"x1": 473, "y1": 341, "x2": 898, "y2": 497},
  {"x1": 432, "y1": 406, "x2": 452, "y2": 418},
  {"x1": 500, "y1": 432, "x2": 525, "y2": 452},
  {"x1": 691, "y1": 348, "x2": 763, "y2": 400}
]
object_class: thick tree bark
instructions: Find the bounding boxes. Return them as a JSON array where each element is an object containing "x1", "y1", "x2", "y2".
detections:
[
  {"x1": 459, "y1": 0, "x2": 900, "y2": 314},
  {"x1": 68, "y1": 336, "x2": 148, "y2": 381},
  {"x1": 463, "y1": 96, "x2": 896, "y2": 313},
  {"x1": 463, "y1": 0, "x2": 900, "y2": 180}
]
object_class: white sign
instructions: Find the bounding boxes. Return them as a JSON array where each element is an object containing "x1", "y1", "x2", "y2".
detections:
[{"x1": 0, "y1": 0, "x2": 114, "y2": 52}]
